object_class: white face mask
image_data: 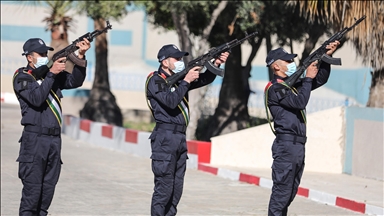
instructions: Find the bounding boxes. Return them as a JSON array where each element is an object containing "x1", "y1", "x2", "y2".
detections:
[
  {"x1": 284, "y1": 62, "x2": 297, "y2": 77},
  {"x1": 33, "y1": 57, "x2": 49, "y2": 68},
  {"x1": 172, "y1": 60, "x2": 185, "y2": 73}
]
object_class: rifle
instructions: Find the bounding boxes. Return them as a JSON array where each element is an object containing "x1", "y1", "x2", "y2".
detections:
[
  {"x1": 284, "y1": 15, "x2": 366, "y2": 87},
  {"x1": 165, "y1": 31, "x2": 258, "y2": 87},
  {"x1": 32, "y1": 21, "x2": 113, "y2": 79}
]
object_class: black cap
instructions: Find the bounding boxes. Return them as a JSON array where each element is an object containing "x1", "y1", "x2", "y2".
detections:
[
  {"x1": 21, "y1": 38, "x2": 54, "y2": 56},
  {"x1": 265, "y1": 48, "x2": 297, "y2": 67},
  {"x1": 157, "y1": 44, "x2": 188, "y2": 62}
]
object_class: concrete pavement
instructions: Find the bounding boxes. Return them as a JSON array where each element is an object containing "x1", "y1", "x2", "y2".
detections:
[{"x1": 0, "y1": 103, "x2": 369, "y2": 215}]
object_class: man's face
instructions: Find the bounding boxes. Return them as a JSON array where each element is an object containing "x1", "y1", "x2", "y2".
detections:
[
  {"x1": 280, "y1": 59, "x2": 294, "y2": 73},
  {"x1": 272, "y1": 59, "x2": 294, "y2": 77},
  {"x1": 164, "y1": 56, "x2": 182, "y2": 71},
  {"x1": 28, "y1": 52, "x2": 48, "y2": 65}
]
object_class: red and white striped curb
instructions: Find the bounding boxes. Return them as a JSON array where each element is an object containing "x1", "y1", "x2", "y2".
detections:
[
  {"x1": 62, "y1": 115, "x2": 208, "y2": 169},
  {"x1": 197, "y1": 163, "x2": 383, "y2": 215},
  {"x1": 63, "y1": 115, "x2": 152, "y2": 159}
]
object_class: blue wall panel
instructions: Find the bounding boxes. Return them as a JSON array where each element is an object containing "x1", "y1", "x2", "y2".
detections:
[
  {"x1": 325, "y1": 68, "x2": 371, "y2": 105},
  {"x1": 110, "y1": 30, "x2": 132, "y2": 46},
  {"x1": 1, "y1": 25, "x2": 50, "y2": 42}
]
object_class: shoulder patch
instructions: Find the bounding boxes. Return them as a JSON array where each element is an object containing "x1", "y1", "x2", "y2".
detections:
[
  {"x1": 154, "y1": 79, "x2": 166, "y2": 92},
  {"x1": 14, "y1": 72, "x2": 35, "y2": 89}
]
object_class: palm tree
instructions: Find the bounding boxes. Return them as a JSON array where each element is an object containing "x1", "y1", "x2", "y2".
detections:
[
  {"x1": 288, "y1": 0, "x2": 384, "y2": 108},
  {"x1": 42, "y1": 1, "x2": 75, "y2": 72},
  {"x1": 75, "y1": 1, "x2": 130, "y2": 127},
  {"x1": 42, "y1": 1, "x2": 73, "y2": 55},
  {"x1": 27, "y1": 1, "x2": 74, "y2": 71}
]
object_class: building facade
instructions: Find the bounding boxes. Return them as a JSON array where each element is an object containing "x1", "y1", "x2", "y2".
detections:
[{"x1": 1, "y1": 1, "x2": 372, "y2": 117}]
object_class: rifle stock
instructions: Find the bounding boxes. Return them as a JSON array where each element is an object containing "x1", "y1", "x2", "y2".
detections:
[
  {"x1": 165, "y1": 31, "x2": 258, "y2": 87},
  {"x1": 284, "y1": 16, "x2": 366, "y2": 87},
  {"x1": 32, "y1": 21, "x2": 113, "y2": 79}
]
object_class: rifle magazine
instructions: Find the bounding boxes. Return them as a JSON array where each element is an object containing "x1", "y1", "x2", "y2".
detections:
[
  {"x1": 68, "y1": 52, "x2": 87, "y2": 68},
  {"x1": 205, "y1": 61, "x2": 224, "y2": 77}
]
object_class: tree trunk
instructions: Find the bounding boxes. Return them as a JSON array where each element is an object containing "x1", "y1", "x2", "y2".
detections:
[
  {"x1": 170, "y1": 10, "x2": 199, "y2": 140},
  {"x1": 243, "y1": 35, "x2": 264, "y2": 103},
  {"x1": 80, "y1": 18, "x2": 123, "y2": 126},
  {"x1": 170, "y1": 2, "x2": 227, "y2": 140},
  {"x1": 171, "y1": 10, "x2": 211, "y2": 141},
  {"x1": 200, "y1": 43, "x2": 249, "y2": 141},
  {"x1": 366, "y1": 68, "x2": 384, "y2": 108},
  {"x1": 266, "y1": 34, "x2": 274, "y2": 80},
  {"x1": 171, "y1": 11, "x2": 193, "y2": 58}
]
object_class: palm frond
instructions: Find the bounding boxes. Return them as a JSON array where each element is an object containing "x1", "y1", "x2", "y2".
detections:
[
  {"x1": 42, "y1": 1, "x2": 75, "y2": 33},
  {"x1": 289, "y1": 0, "x2": 384, "y2": 70}
]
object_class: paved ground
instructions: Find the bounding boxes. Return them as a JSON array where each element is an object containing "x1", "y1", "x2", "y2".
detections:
[
  {"x1": 1, "y1": 103, "x2": 366, "y2": 215},
  {"x1": 214, "y1": 165, "x2": 384, "y2": 209}
]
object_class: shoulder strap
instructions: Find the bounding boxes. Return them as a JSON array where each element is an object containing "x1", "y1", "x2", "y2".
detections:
[
  {"x1": 13, "y1": 67, "x2": 30, "y2": 78},
  {"x1": 145, "y1": 72, "x2": 156, "y2": 119},
  {"x1": 264, "y1": 79, "x2": 307, "y2": 135},
  {"x1": 264, "y1": 81, "x2": 277, "y2": 134}
]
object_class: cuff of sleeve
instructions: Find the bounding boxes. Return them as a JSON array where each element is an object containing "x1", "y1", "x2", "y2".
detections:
[
  {"x1": 46, "y1": 72, "x2": 56, "y2": 78},
  {"x1": 180, "y1": 80, "x2": 191, "y2": 88},
  {"x1": 303, "y1": 77, "x2": 313, "y2": 82}
]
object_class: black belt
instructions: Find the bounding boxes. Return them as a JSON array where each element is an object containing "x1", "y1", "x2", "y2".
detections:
[
  {"x1": 24, "y1": 125, "x2": 61, "y2": 136},
  {"x1": 155, "y1": 123, "x2": 187, "y2": 134},
  {"x1": 276, "y1": 134, "x2": 307, "y2": 144}
]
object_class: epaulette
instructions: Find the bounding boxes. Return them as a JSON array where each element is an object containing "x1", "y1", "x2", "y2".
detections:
[
  {"x1": 12, "y1": 67, "x2": 35, "y2": 91},
  {"x1": 14, "y1": 67, "x2": 32, "y2": 76},
  {"x1": 146, "y1": 71, "x2": 167, "y2": 92}
]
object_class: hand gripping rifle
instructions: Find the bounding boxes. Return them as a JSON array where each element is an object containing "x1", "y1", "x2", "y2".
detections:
[
  {"x1": 32, "y1": 21, "x2": 113, "y2": 79},
  {"x1": 284, "y1": 15, "x2": 366, "y2": 87},
  {"x1": 165, "y1": 31, "x2": 258, "y2": 87}
]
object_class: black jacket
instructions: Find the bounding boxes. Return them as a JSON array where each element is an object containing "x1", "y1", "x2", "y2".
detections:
[
  {"x1": 13, "y1": 63, "x2": 86, "y2": 128},
  {"x1": 146, "y1": 66, "x2": 216, "y2": 126},
  {"x1": 266, "y1": 63, "x2": 331, "y2": 137}
]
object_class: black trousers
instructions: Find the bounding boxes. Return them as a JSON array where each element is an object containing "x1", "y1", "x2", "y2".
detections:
[
  {"x1": 17, "y1": 130, "x2": 62, "y2": 216},
  {"x1": 268, "y1": 138, "x2": 305, "y2": 216},
  {"x1": 149, "y1": 128, "x2": 188, "y2": 216}
]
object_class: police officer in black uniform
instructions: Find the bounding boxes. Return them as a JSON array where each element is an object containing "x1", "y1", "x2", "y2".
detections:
[
  {"x1": 264, "y1": 41, "x2": 340, "y2": 216},
  {"x1": 146, "y1": 44, "x2": 229, "y2": 216},
  {"x1": 13, "y1": 37, "x2": 90, "y2": 216}
]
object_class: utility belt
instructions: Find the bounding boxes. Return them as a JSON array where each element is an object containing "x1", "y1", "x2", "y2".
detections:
[
  {"x1": 276, "y1": 133, "x2": 307, "y2": 144},
  {"x1": 24, "y1": 125, "x2": 61, "y2": 136},
  {"x1": 155, "y1": 122, "x2": 187, "y2": 134}
]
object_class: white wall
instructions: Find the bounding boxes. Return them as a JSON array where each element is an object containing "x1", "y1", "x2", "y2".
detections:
[{"x1": 210, "y1": 106, "x2": 345, "y2": 173}]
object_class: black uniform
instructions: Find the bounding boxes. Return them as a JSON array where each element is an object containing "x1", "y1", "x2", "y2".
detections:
[
  {"x1": 266, "y1": 63, "x2": 331, "y2": 216},
  {"x1": 146, "y1": 66, "x2": 216, "y2": 216},
  {"x1": 13, "y1": 63, "x2": 86, "y2": 216}
]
